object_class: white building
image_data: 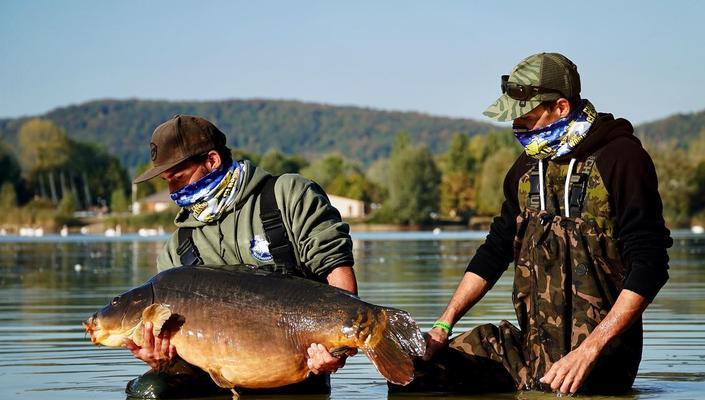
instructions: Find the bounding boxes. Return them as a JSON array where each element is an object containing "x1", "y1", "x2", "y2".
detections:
[
  {"x1": 133, "y1": 190, "x2": 172, "y2": 215},
  {"x1": 328, "y1": 194, "x2": 366, "y2": 219}
]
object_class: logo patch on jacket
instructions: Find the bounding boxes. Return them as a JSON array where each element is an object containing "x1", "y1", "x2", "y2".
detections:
[{"x1": 250, "y1": 235, "x2": 273, "y2": 262}]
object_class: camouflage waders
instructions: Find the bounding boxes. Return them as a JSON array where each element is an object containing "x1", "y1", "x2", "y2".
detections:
[{"x1": 392, "y1": 154, "x2": 641, "y2": 394}]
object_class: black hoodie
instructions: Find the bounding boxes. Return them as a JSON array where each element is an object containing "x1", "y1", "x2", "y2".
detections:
[{"x1": 466, "y1": 113, "x2": 672, "y2": 302}]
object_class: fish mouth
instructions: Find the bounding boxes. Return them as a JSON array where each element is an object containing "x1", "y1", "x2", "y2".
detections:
[{"x1": 83, "y1": 315, "x2": 136, "y2": 347}]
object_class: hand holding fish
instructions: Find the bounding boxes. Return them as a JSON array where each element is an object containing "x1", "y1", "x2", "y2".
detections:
[
  {"x1": 422, "y1": 327, "x2": 449, "y2": 361},
  {"x1": 125, "y1": 321, "x2": 178, "y2": 371},
  {"x1": 306, "y1": 343, "x2": 357, "y2": 374}
]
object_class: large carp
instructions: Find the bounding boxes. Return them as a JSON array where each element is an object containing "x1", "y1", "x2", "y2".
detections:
[{"x1": 84, "y1": 265, "x2": 425, "y2": 391}]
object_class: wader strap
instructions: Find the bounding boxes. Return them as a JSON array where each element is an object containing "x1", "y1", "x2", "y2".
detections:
[
  {"x1": 259, "y1": 175, "x2": 304, "y2": 277},
  {"x1": 567, "y1": 155, "x2": 597, "y2": 217},
  {"x1": 176, "y1": 227, "x2": 203, "y2": 266},
  {"x1": 528, "y1": 163, "x2": 542, "y2": 210}
]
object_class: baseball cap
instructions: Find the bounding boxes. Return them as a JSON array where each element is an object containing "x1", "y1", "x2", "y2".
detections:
[
  {"x1": 132, "y1": 115, "x2": 227, "y2": 184},
  {"x1": 483, "y1": 52, "x2": 581, "y2": 122}
]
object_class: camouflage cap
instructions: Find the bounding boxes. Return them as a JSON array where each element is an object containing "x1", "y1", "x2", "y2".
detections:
[{"x1": 483, "y1": 52, "x2": 580, "y2": 122}]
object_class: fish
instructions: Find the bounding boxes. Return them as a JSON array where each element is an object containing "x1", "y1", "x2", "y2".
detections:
[{"x1": 84, "y1": 265, "x2": 425, "y2": 391}]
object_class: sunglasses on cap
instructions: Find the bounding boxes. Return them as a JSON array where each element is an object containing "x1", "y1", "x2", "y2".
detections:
[{"x1": 501, "y1": 75, "x2": 564, "y2": 101}]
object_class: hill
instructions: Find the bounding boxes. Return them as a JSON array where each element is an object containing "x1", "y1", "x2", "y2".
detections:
[
  {"x1": 634, "y1": 109, "x2": 705, "y2": 145},
  {"x1": 0, "y1": 99, "x2": 498, "y2": 171}
]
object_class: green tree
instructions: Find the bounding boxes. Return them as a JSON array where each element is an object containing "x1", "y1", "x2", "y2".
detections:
[
  {"x1": 58, "y1": 191, "x2": 78, "y2": 214},
  {"x1": 69, "y1": 140, "x2": 130, "y2": 208},
  {"x1": 440, "y1": 171, "x2": 474, "y2": 218},
  {"x1": 649, "y1": 141, "x2": 695, "y2": 227},
  {"x1": 110, "y1": 187, "x2": 129, "y2": 213},
  {"x1": 391, "y1": 130, "x2": 411, "y2": 156},
  {"x1": 258, "y1": 150, "x2": 308, "y2": 175},
  {"x1": 300, "y1": 153, "x2": 348, "y2": 188},
  {"x1": 475, "y1": 148, "x2": 518, "y2": 216},
  {"x1": 0, "y1": 141, "x2": 21, "y2": 186},
  {"x1": 383, "y1": 142, "x2": 440, "y2": 224},
  {"x1": 18, "y1": 119, "x2": 71, "y2": 178},
  {"x1": 444, "y1": 133, "x2": 474, "y2": 174},
  {"x1": 688, "y1": 128, "x2": 705, "y2": 165},
  {"x1": 0, "y1": 183, "x2": 17, "y2": 209},
  {"x1": 690, "y1": 161, "x2": 705, "y2": 217}
]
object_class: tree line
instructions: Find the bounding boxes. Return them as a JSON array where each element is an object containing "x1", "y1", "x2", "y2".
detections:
[{"x1": 2, "y1": 118, "x2": 704, "y2": 230}]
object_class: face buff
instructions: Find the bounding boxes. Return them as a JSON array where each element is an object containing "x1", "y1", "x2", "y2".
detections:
[
  {"x1": 513, "y1": 100, "x2": 597, "y2": 159},
  {"x1": 170, "y1": 161, "x2": 245, "y2": 223}
]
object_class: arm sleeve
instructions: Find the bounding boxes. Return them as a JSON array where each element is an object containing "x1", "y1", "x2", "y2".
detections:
[
  {"x1": 288, "y1": 181, "x2": 355, "y2": 278},
  {"x1": 156, "y1": 234, "x2": 178, "y2": 271},
  {"x1": 465, "y1": 155, "x2": 525, "y2": 286},
  {"x1": 599, "y1": 138, "x2": 672, "y2": 301}
]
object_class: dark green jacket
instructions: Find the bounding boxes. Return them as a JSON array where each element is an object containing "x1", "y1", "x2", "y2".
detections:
[{"x1": 157, "y1": 160, "x2": 354, "y2": 277}]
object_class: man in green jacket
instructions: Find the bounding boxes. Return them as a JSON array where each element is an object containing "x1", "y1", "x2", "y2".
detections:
[{"x1": 127, "y1": 114, "x2": 357, "y2": 396}]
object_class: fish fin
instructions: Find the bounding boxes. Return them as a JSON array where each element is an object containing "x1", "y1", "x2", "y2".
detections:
[
  {"x1": 132, "y1": 321, "x2": 145, "y2": 346},
  {"x1": 329, "y1": 346, "x2": 353, "y2": 358},
  {"x1": 207, "y1": 368, "x2": 233, "y2": 389},
  {"x1": 141, "y1": 304, "x2": 172, "y2": 336},
  {"x1": 361, "y1": 307, "x2": 425, "y2": 386}
]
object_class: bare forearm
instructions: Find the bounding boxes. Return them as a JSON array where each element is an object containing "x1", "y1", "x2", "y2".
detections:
[
  {"x1": 326, "y1": 266, "x2": 358, "y2": 295},
  {"x1": 437, "y1": 272, "x2": 490, "y2": 325},
  {"x1": 582, "y1": 289, "x2": 649, "y2": 352}
]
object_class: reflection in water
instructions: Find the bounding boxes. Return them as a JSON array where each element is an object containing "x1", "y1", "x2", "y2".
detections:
[{"x1": 0, "y1": 235, "x2": 703, "y2": 399}]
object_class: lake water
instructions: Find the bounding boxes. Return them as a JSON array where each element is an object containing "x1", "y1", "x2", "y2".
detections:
[{"x1": 0, "y1": 231, "x2": 703, "y2": 400}]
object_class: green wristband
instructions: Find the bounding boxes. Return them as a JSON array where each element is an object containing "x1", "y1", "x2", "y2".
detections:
[{"x1": 432, "y1": 321, "x2": 453, "y2": 334}]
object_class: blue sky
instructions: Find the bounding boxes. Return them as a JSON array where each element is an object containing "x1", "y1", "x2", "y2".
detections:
[{"x1": 1, "y1": 0, "x2": 703, "y2": 124}]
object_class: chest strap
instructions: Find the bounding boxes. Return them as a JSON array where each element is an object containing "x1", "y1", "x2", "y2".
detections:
[
  {"x1": 527, "y1": 155, "x2": 598, "y2": 217},
  {"x1": 259, "y1": 175, "x2": 308, "y2": 277},
  {"x1": 566, "y1": 155, "x2": 597, "y2": 217},
  {"x1": 176, "y1": 227, "x2": 203, "y2": 266}
]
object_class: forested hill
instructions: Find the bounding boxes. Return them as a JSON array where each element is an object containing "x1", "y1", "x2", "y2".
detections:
[
  {"x1": 0, "y1": 99, "x2": 497, "y2": 171},
  {"x1": 635, "y1": 109, "x2": 705, "y2": 145}
]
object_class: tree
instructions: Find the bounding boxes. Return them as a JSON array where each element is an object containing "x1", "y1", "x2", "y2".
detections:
[
  {"x1": 690, "y1": 160, "x2": 705, "y2": 217},
  {"x1": 58, "y1": 191, "x2": 78, "y2": 214},
  {"x1": 475, "y1": 148, "x2": 518, "y2": 216},
  {"x1": 444, "y1": 133, "x2": 474, "y2": 174},
  {"x1": 649, "y1": 141, "x2": 695, "y2": 227},
  {"x1": 0, "y1": 183, "x2": 17, "y2": 209},
  {"x1": 110, "y1": 187, "x2": 130, "y2": 213},
  {"x1": 440, "y1": 171, "x2": 474, "y2": 218},
  {"x1": 69, "y1": 140, "x2": 130, "y2": 208},
  {"x1": 258, "y1": 150, "x2": 308, "y2": 175},
  {"x1": 688, "y1": 128, "x2": 705, "y2": 165},
  {"x1": 18, "y1": 119, "x2": 71, "y2": 178},
  {"x1": 383, "y1": 142, "x2": 440, "y2": 224},
  {"x1": 391, "y1": 130, "x2": 411, "y2": 156},
  {"x1": 0, "y1": 141, "x2": 21, "y2": 186},
  {"x1": 299, "y1": 153, "x2": 348, "y2": 188}
]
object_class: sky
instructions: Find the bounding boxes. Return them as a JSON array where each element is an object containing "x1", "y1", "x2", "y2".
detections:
[{"x1": 1, "y1": 0, "x2": 704, "y2": 125}]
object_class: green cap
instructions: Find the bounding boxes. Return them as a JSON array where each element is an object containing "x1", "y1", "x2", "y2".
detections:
[
  {"x1": 132, "y1": 115, "x2": 227, "y2": 184},
  {"x1": 483, "y1": 52, "x2": 580, "y2": 122}
]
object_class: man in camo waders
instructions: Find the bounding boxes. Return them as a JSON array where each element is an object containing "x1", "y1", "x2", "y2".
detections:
[{"x1": 396, "y1": 52, "x2": 672, "y2": 395}]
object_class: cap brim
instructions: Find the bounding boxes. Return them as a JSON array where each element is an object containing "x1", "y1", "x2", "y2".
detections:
[
  {"x1": 132, "y1": 156, "x2": 190, "y2": 184},
  {"x1": 482, "y1": 94, "x2": 541, "y2": 122}
]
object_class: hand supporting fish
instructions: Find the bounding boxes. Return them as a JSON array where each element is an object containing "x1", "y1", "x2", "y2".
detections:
[
  {"x1": 125, "y1": 321, "x2": 178, "y2": 371},
  {"x1": 306, "y1": 343, "x2": 358, "y2": 374}
]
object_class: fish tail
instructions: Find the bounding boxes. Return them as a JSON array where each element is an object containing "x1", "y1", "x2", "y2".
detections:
[{"x1": 361, "y1": 307, "x2": 425, "y2": 385}]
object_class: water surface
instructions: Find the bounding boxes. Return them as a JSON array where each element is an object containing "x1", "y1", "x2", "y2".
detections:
[{"x1": 0, "y1": 232, "x2": 703, "y2": 399}]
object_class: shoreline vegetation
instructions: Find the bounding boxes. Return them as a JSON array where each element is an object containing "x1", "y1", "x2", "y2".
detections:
[{"x1": 1, "y1": 104, "x2": 705, "y2": 234}]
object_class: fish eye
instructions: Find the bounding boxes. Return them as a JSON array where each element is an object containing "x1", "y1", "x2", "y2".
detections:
[{"x1": 111, "y1": 296, "x2": 120, "y2": 305}]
